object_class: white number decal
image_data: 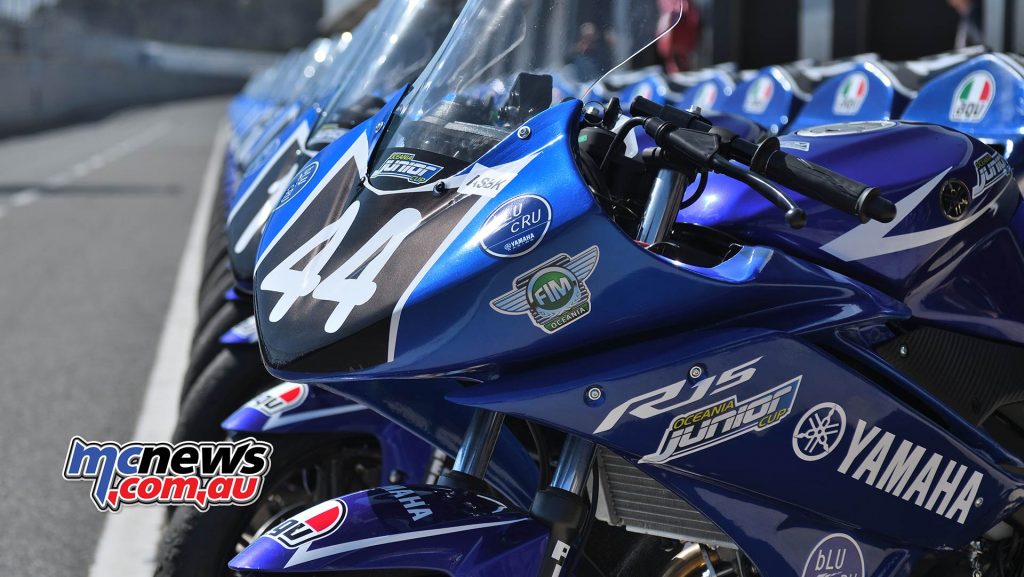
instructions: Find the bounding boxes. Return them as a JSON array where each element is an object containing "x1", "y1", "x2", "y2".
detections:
[
  {"x1": 260, "y1": 200, "x2": 422, "y2": 333},
  {"x1": 234, "y1": 163, "x2": 298, "y2": 254}
]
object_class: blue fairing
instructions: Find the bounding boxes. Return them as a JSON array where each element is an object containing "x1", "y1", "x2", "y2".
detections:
[
  {"x1": 229, "y1": 486, "x2": 549, "y2": 574},
  {"x1": 682, "y1": 122, "x2": 1024, "y2": 344},
  {"x1": 222, "y1": 382, "x2": 435, "y2": 486},
  {"x1": 902, "y1": 53, "x2": 1024, "y2": 172},
  {"x1": 255, "y1": 90, "x2": 405, "y2": 261},
  {"x1": 672, "y1": 70, "x2": 736, "y2": 112},
  {"x1": 242, "y1": 72, "x2": 1024, "y2": 577},
  {"x1": 788, "y1": 61, "x2": 913, "y2": 132},
  {"x1": 254, "y1": 102, "x2": 903, "y2": 383},
  {"x1": 446, "y1": 328, "x2": 1024, "y2": 572},
  {"x1": 718, "y1": 66, "x2": 809, "y2": 134}
]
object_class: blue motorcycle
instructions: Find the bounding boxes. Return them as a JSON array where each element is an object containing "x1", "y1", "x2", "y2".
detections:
[
  {"x1": 180, "y1": 0, "x2": 462, "y2": 439},
  {"x1": 223, "y1": 1, "x2": 1023, "y2": 576}
]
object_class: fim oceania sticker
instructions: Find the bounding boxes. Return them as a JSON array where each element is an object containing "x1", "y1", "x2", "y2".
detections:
[
  {"x1": 639, "y1": 376, "x2": 800, "y2": 464},
  {"x1": 490, "y1": 246, "x2": 599, "y2": 333},
  {"x1": 479, "y1": 195, "x2": 552, "y2": 258},
  {"x1": 371, "y1": 151, "x2": 443, "y2": 184}
]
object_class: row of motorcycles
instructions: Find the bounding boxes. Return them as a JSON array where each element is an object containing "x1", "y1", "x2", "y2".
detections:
[{"x1": 155, "y1": 0, "x2": 1024, "y2": 576}]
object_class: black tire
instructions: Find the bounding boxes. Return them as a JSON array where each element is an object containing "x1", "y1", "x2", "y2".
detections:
[
  {"x1": 201, "y1": 238, "x2": 228, "y2": 288},
  {"x1": 176, "y1": 347, "x2": 277, "y2": 442},
  {"x1": 183, "y1": 300, "x2": 251, "y2": 397},
  {"x1": 154, "y1": 434, "x2": 379, "y2": 577},
  {"x1": 198, "y1": 263, "x2": 233, "y2": 314},
  {"x1": 195, "y1": 272, "x2": 238, "y2": 337}
]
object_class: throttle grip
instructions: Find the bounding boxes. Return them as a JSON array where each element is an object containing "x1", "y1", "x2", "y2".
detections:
[{"x1": 758, "y1": 148, "x2": 896, "y2": 223}]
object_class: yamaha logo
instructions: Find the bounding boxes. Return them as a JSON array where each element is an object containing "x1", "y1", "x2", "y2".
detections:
[
  {"x1": 793, "y1": 402, "x2": 846, "y2": 461},
  {"x1": 940, "y1": 179, "x2": 971, "y2": 221}
]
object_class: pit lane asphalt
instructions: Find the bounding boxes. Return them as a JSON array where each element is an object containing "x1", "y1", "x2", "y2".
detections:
[{"x1": 0, "y1": 97, "x2": 227, "y2": 576}]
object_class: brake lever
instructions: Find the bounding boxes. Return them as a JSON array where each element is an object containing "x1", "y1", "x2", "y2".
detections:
[{"x1": 711, "y1": 157, "x2": 807, "y2": 229}]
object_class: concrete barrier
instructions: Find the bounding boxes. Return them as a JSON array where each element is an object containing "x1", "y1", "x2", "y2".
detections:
[{"x1": 0, "y1": 54, "x2": 249, "y2": 135}]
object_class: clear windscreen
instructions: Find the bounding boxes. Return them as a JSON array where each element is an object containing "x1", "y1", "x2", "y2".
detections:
[
  {"x1": 307, "y1": 33, "x2": 356, "y2": 100},
  {"x1": 312, "y1": 0, "x2": 464, "y2": 139},
  {"x1": 370, "y1": 0, "x2": 677, "y2": 173}
]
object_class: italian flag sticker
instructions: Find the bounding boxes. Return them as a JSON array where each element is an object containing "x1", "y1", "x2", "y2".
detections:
[
  {"x1": 833, "y1": 72, "x2": 869, "y2": 115},
  {"x1": 950, "y1": 70, "x2": 995, "y2": 123}
]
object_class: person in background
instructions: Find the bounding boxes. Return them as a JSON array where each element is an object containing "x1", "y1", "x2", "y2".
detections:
[
  {"x1": 657, "y1": 0, "x2": 699, "y2": 72},
  {"x1": 569, "y1": 22, "x2": 611, "y2": 81},
  {"x1": 948, "y1": 0, "x2": 983, "y2": 48}
]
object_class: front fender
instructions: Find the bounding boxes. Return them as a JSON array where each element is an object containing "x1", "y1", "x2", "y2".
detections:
[
  {"x1": 223, "y1": 383, "x2": 434, "y2": 485},
  {"x1": 224, "y1": 382, "x2": 380, "y2": 435},
  {"x1": 229, "y1": 485, "x2": 549, "y2": 575}
]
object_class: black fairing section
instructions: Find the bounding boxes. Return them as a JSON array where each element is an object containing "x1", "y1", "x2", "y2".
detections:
[
  {"x1": 227, "y1": 148, "x2": 310, "y2": 289},
  {"x1": 255, "y1": 154, "x2": 474, "y2": 373}
]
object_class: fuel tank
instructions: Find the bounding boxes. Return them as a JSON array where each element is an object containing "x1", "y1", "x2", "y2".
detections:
[
  {"x1": 901, "y1": 52, "x2": 1024, "y2": 173},
  {"x1": 683, "y1": 120, "x2": 1024, "y2": 343}
]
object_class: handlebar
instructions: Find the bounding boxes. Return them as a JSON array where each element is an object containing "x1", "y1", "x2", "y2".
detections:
[
  {"x1": 752, "y1": 139, "x2": 896, "y2": 223},
  {"x1": 629, "y1": 96, "x2": 896, "y2": 224}
]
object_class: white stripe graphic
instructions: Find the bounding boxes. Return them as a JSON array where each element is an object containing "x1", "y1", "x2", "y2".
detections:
[{"x1": 284, "y1": 518, "x2": 529, "y2": 568}]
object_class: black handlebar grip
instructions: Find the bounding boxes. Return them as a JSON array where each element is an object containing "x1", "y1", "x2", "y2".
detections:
[
  {"x1": 630, "y1": 96, "x2": 664, "y2": 119},
  {"x1": 762, "y1": 151, "x2": 896, "y2": 223}
]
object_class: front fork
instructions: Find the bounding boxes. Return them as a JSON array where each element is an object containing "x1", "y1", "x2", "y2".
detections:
[{"x1": 438, "y1": 409, "x2": 596, "y2": 577}]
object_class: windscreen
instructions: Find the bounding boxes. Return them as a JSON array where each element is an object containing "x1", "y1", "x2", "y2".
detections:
[
  {"x1": 369, "y1": 0, "x2": 678, "y2": 175},
  {"x1": 280, "y1": 38, "x2": 335, "y2": 104},
  {"x1": 312, "y1": 0, "x2": 465, "y2": 140}
]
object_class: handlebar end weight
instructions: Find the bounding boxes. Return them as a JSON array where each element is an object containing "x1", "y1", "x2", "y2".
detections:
[{"x1": 857, "y1": 189, "x2": 897, "y2": 224}]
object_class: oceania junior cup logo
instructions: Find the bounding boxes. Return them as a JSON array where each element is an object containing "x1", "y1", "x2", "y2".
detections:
[
  {"x1": 950, "y1": 70, "x2": 995, "y2": 123},
  {"x1": 371, "y1": 152, "x2": 443, "y2": 184},
  {"x1": 491, "y1": 246, "x2": 599, "y2": 333}
]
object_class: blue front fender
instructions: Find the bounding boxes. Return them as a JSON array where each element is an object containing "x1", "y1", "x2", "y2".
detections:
[
  {"x1": 222, "y1": 383, "x2": 435, "y2": 485},
  {"x1": 229, "y1": 485, "x2": 549, "y2": 575}
]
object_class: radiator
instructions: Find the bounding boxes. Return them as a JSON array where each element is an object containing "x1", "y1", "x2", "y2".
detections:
[{"x1": 594, "y1": 447, "x2": 736, "y2": 549}]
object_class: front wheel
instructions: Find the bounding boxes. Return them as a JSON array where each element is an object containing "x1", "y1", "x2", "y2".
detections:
[
  {"x1": 154, "y1": 434, "x2": 379, "y2": 577},
  {"x1": 175, "y1": 346, "x2": 276, "y2": 442}
]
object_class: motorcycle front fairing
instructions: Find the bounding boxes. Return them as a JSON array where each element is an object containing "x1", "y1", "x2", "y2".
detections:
[
  {"x1": 229, "y1": 485, "x2": 550, "y2": 575},
  {"x1": 224, "y1": 0, "x2": 459, "y2": 295},
  {"x1": 222, "y1": 381, "x2": 436, "y2": 489},
  {"x1": 254, "y1": 99, "x2": 908, "y2": 383}
]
